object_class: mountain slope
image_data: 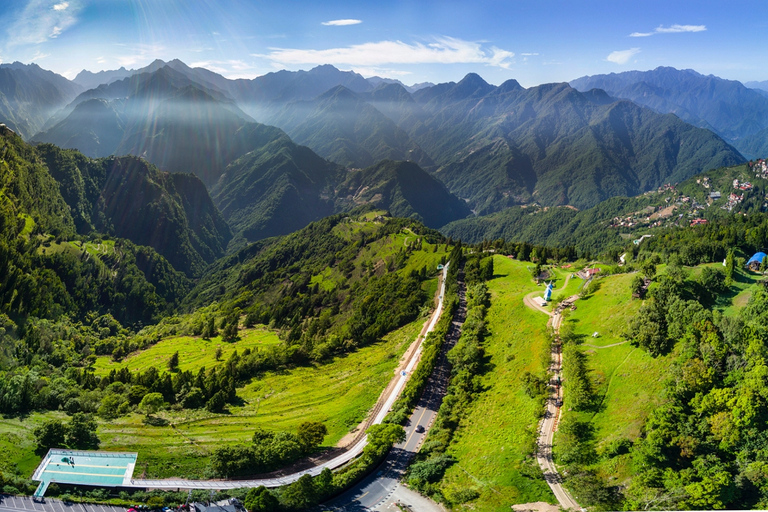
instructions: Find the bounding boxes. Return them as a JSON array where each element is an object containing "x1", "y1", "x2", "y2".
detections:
[
  {"x1": 243, "y1": 70, "x2": 744, "y2": 213},
  {"x1": 34, "y1": 66, "x2": 257, "y2": 186},
  {"x1": 418, "y1": 80, "x2": 744, "y2": 212},
  {"x1": 336, "y1": 160, "x2": 471, "y2": 227},
  {"x1": 0, "y1": 127, "x2": 191, "y2": 325},
  {"x1": 37, "y1": 144, "x2": 232, "y2": 277},
  {"x1": 211, "y1": 135, "x2": 469, "y2": 246},
  {"x1": 211, "y1": 127, "x2": 343, "y2": 244},
  {"x1": 264, "y1": 85, "x2": 434, "y2": 169},
  {"x1": 0, "y1": 62, "x2": 83, "y2": 139},
  {"x1": 570, "y1": 67, "x2": 768, "y2": 158}
]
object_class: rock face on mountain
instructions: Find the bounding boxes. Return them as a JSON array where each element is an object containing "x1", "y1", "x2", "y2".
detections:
[{"x1": 571, "y1": 66, "x2": 768, "y2": 158}]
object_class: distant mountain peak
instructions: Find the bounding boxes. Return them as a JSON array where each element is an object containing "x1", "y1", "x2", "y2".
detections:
[{"x1": 458, "y1": 72, "x2": 489, "y2": 87}]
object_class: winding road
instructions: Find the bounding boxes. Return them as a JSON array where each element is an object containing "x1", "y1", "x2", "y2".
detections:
[
  {"x1": 33, "y1": 267, "x2": 452, "y2": 494},
  {"x1": 523, "y1": 283, "x2": 581, "y2": 511}
]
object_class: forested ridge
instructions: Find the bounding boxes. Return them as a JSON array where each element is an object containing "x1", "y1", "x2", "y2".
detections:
[{"x1": 3, "y1": 59, "x2": 768, "y2": 511}]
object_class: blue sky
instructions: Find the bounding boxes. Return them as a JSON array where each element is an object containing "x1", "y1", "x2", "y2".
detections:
[{"x1": 1, "y1": 0, "x2": 767, "y2": 87}]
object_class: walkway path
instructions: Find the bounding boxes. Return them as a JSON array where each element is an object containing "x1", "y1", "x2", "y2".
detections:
[{"x1": 522, "y1": 282, "x2": 581, "y2": 511}]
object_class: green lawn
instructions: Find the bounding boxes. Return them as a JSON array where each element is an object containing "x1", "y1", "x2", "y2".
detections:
[
  {"x1": 576, "y1": 343, "x2": 672, "y2": 481},
  {"x1": 567, "y1": 272, "x2": 641, "y2": 347},
  {"x1": 550, "y1": 266, "x2": 586, "y2": 302},
  {"x1": 718, "y1": 266, "x2": 762, "y2": 316},
  {"x1": 93, "y1": 326, "x2": 282, "y2": 376},
  {"x1": 0, "y1": 413, "x2": 66, "y2": 477},
  {"x1": 440, "y1": 256, "x2": 555, "y2": 510},
  {"x1": 556, "y1": 272, "x2": 670, "y2": 484},
  {"x1": 97, "y1": 319, "x2": 423, "y2": 478}
]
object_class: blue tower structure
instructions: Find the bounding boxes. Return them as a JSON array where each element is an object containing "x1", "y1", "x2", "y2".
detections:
[{"x1": 544, "y1": 282, "x2": 554, "y2": 301}]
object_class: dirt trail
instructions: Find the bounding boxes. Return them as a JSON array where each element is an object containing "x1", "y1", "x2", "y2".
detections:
[{"x1": 522, "y1": 279, "x2": 582, "y2": 511}]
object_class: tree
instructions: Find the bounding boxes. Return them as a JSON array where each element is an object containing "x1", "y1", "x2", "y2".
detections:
[
  {"x1": 222, "y1": 321, "x2": 238, "y2": 342},
  {"x1": 314, "y1": 467, "x2": 334, "y2": 498},
  {"x1": 180, "y1": 387, "x2": 205, "y2": 409},
  {"x1": 138, "y1": 392, "x2": 165, "y2": 416},
  {"x1": 630, "y1": 274, "x2": 645, "y2": 298},
  {"x1": 168, "y1": 351, "x2": 179, "y2": 372},
  {"x1": 296, "y1": 421, "x2": 328, "y2": 452},
  {"x1": 206, "y1": 390, "x2": 227, "y2": 413},
  {"x1": 65, "y1": 413, "x2": 99, "y2": 449},
  {"x1": 215, "y1": 346, "x2": 223, "y2": 361},
  {"x1": 244, "y1": 486, "x2": 279, "y2": 512},
  {"x1": 642, "y1": 260, "x2": 657, "y2": 280},
  {"x1": 480, "y1": 256, "x2": 494, "y2": 281},
  {"x1": 699, "y1": 267, "x2": 727, "y2": 304},
  {"x1": 282, "y1": 473, "x2": 315, "y2": 510},
  {"x1": 202, "y1": 317, "x2": 217, "y2": 339},
  {"x1": 365, "y1": 423, "x2": 406, "y2": 456},
  {"x1": 33, "y1": 419, "x2": 67, "y2": 451},
  {"x1": 568, "y1": 470, "x2": 616, "y2": 508},
  {"x1": 98, "y1": 393, "x2": 127, "y2": 420},
  {"x1": 724, "y1": 249, "x2": 735, "y2": 284}
]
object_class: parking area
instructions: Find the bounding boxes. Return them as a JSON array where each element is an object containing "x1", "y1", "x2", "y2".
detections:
[{"x1": 0, "y1": 495, "x2": 125, "y2": 512}]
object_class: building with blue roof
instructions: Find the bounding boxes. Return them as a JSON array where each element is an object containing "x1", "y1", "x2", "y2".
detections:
[{"x1": 747, "y1": 252, "x2": 767, "y2": 271}]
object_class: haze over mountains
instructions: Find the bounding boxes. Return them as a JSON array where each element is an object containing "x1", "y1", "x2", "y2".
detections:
[{"x1": 0, "y1": 59, "x2": 764, "y2": 255}]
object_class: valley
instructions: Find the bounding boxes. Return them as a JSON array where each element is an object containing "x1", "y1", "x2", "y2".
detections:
[{"x1": 1, "y1": 37, "x2": 768, "y2": 512}]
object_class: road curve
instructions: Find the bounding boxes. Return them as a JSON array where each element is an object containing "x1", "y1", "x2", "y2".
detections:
[
  {"x1": 122, "y1": 265, "x2": 451, "y2": 491},
  {"x1": 523, "y1": 284, "x2": 581, "y2": 511}
]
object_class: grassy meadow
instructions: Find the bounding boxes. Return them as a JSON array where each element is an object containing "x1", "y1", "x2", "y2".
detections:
[
  {"x1": 439, "y1": 256, "x2": 555, "y2": 510},
  {"x1": 556, "y1": 271, "x2": 669, "y2": 483},
  {"x1": 93, "y1": 326, "x2": 282, "y2": 376},
  {"x1": 97, "y1": 319, "x2": 423, "y2": 478}
]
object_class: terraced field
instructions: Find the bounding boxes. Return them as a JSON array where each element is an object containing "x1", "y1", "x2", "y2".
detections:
[{"x1": 97, "y1": 319, "x2": 423, "y2": 478}]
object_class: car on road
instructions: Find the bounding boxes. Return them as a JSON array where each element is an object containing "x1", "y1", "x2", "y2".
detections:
[{"x1": 415, "y1": 425, "x2": 425, "y2": 433}]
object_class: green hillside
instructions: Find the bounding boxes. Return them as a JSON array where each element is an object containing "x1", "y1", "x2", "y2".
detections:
[{"x1": 37, "y1": 143, "x2": 232, "y2": 277}]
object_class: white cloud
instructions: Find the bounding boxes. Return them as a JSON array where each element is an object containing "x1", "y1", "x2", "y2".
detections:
[
  {"x1": 606, "y1": 48, "x2": 641, "y2": 64},
  {"x1": 5, "y1": 0, "x2": 81, "y2": 46},
  {"x1": 255, "y1": 36, "x2": 515, "y2": 69},
  {"x1": 520, "y1": 52, "x2": 539, "y2": 56},
  {"x1": 351, "y1": 66, "x2": 412, "y2": 77},
  {"x1": 113, "y1": 43, "x2": 165, "y2": 68},
  {"x1": 656, "y1": 24, "x2": 706, "y2": 33},
  {"x1": 30, "y1": 50, "x2": 49, "y2": 61},
  {"x1": 630, "y1": 24, "x2": 706, "y2": 37},
  {"x1": 322, "y1": 19, "x2": 362, "y2": 26},
  {"x1": 190, "y1": 59, "x2": 256, "y2": 78}
]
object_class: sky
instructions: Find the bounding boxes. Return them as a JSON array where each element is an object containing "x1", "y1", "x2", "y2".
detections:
[{"x1": 0, "y1": 0, "x2": 767, "y2": 87}]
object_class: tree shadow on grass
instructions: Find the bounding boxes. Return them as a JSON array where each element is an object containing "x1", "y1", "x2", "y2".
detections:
[{"x1": 142, "y1": 416, "x2": 169, "y2": 426}]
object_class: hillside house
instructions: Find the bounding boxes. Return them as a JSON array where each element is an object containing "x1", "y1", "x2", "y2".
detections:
[{"x1": 747, "y1": 252, "x2": 767, "y2": 271}]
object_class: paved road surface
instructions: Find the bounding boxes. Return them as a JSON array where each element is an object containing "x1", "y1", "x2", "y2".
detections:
[
  {"x1": 322, "y1": 273, "x2": 467, "y2": 511},
  {"x1": 127, "y1": 267, "x2": 451, "y2": 492}
]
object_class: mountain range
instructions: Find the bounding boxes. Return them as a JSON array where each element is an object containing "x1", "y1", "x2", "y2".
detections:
[
  {"x1": 0, "y1": 60, "x2": 762, "y2": 262},
  {"x1": 570, "y1": 66, "x2": 768, "y2": 159}
]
